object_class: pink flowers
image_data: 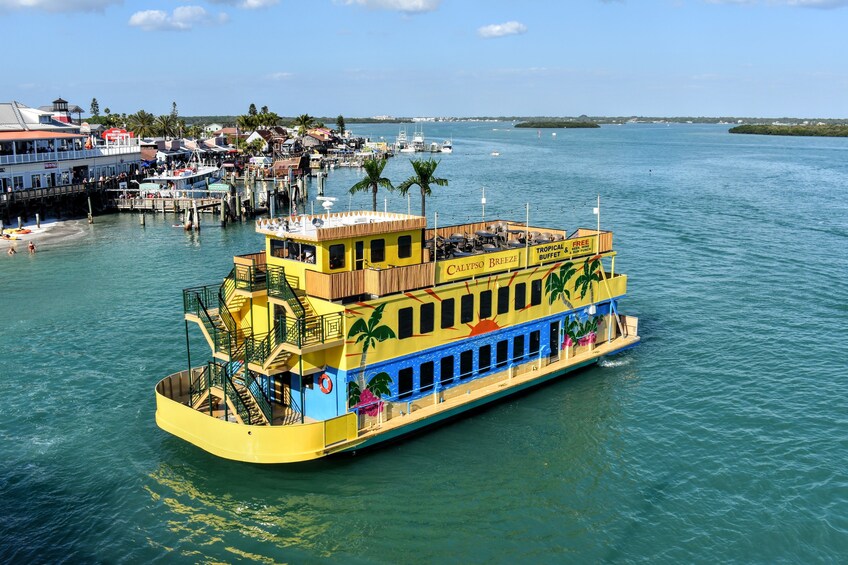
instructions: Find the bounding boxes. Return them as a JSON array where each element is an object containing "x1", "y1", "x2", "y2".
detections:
[
  {"x1": 577, "y1": 332, "x2": 597, "y2": 347},
  {"x1": 355, "y1": 388, "x2": 383, "y2": 416}
]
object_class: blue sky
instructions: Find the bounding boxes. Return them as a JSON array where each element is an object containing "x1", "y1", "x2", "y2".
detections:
[{"x1": 3, "y1": 0, "x2": 848, "y2": 118}]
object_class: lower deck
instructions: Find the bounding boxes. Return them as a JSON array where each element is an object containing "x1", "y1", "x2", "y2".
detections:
[{"x1": 155, "y1": 317, "x2": 639, "y2": 463}]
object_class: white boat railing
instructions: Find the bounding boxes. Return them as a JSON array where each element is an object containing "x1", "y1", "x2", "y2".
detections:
[{"x1": 0, "y1": 145, "x2": 140, "y2": 166}]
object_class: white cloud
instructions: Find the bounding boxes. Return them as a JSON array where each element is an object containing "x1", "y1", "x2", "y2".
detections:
[
  {"x1": 206, "y1": 0, "x2": 279, "y2": 8},
  {"x1": 477, "y1": 21, "x2": 528, "y2": 39},
  {"x1": 0, "y1": 0, "x2": 120, "y2": 12},
  {"x1": 705, "y1": 0, "x2": 848, "y2": 7},
  {"x1": 128, "y1": 5, "x2": 229, "y2": 32},
  {"x1": 266, "y1": 72, "x2": 293, "y2": 80},
  {"x1": 340, "y1": 0, "x2": 441, "y2": 13}
]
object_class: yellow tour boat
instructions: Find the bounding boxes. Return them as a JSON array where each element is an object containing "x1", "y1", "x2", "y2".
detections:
[{"x1": 155, "y1": 208, "x2": 640, "y2": 463}]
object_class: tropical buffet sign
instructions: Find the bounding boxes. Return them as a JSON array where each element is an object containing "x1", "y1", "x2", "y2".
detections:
[
  {"x1": 436, "y1": 234, "x2": 599, "y2": 283},
  {"x1": 531, "y1": 235, "x2": 596, "y2": 264}
]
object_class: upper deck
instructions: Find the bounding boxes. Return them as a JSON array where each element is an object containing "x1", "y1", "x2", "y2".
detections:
[
  {"x1": 253, "y1": 211, "x2": 613, "y2": 301},
  {"x1": 257, "y1": 211, "x2": 426, "y2": 242}
]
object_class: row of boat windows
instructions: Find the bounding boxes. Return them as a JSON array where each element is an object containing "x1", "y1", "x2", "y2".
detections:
[
  {"x1": 393, "y1": 331, "x2": 543, "y2": 398},
  {"x1": 396, "y1": 279, "x2": 544, "y2": 338},
  {"x1": 329, "y1": 235, "x2": 413, "y2": 270},
  {"x1": 271, "y1": 236, "x2": 413, "y2": 269}
]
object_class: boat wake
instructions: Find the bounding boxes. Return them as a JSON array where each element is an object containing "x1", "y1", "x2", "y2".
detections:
[{"x1": 599, "y1": 357, "x2": 631, "y2": 368}]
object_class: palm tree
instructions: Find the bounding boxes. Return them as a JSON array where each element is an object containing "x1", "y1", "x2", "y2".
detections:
[
  {"x1": 293, "y1": 114, "x2": 315, "y2": 135},
  {"x1": 127, "y1": 110, "x2": 156, "y2": 138},
  {"x1": 545, "y1": 261, "x2": 577, "y2": 308},
  {"x1": 349, "y1": 158, "x2": 394, "y2": 212},
  {"x1": 155, "y1": 114, "x2": 177, "y2": 138},
  {"x1": 346, "y1": 303, "x2": 396, "y2": 406},
  {"x1": 396, "y1": 158, "x2": 448, "y2": 218},
  {"x1": 574, "y1": 257, "x2": 603, "y2": 306},
  {"x1": 236, "y1": 114, "x2": 258, "y2": 132}
]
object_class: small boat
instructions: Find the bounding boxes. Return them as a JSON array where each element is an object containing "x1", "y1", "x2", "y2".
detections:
[
  {"x1": 441, "y1": 139, "x2": 453, "y2": 154},
  {"x1": 491, "y1": 151, "x2": 500, "y2": 157},
  {"x1": 140, "y1": 165, "x2": 224, "y2": 196}
]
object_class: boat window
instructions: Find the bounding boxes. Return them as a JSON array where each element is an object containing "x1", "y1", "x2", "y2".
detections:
[
  {"x1": 479, "y1": 345, "x2": 491, "y2": 374},
  {"x1": 420, "y1": 302, "x2": 434, "y2": 334},
  {"x1": 531, "y1": 279, "x2": 542, "y2": 306},
  {"x1": 371, "y1": 238, "x2": 385, "y2": 263},
  {"x1": 441, "y1": 298, "x2": 455, "y2": 329},
  {"x1": 329, "y1": 244, "x2": 345, "y2": 270},
  {"x1": 302, "y1": 244, "x2": 316, "y2": 264},
  {"x1": 271, "y1": 239, "x2": 286, "y2": 259},
  {"x1": 440, "y1": 356, "x2": 454, "y2": 385},
  {"x1": 496, "y1": 340, "x2": 508, "y2": 368},
  {"x1": 398, "y1": 307, "x2": 414, "y2": 339},
  {"x1": 514, "y1": 283, "x2": 526, "y2": 311},
  {"x1": 398, "y1": 367, "x2": 413, "y2": 399},
  {"x1": 398, "y1": 235, "x2": 412, "y2": 258},
  {"x1": 420, "y1": 361, "x2": 435, "y2": 392},
  {"x1": 529, "y1": 330, "x2": 541, "y2": 356},
  {"x1": 460, "y1": 294, "x2": 474, "y2": 324},
  {"x1": 460, "y1": 350, "x2": 473, "y2": 380},
  {"x1": 497, "y1": 286, "x2": 510, "y2": 315},
  {"x1": 513, "y1": 335, "x2": 525, "y2": 362},
  {"x1": 480, "y1": 290, "x2": 492, "y2": 319},
  {"x1": 283, "y1": 241, "x2": 316, "y2": 264}
]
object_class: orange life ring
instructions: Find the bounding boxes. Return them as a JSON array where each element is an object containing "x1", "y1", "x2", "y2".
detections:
[{"x1": 318, "y1": 373, "x2": 333, "y2": 394}]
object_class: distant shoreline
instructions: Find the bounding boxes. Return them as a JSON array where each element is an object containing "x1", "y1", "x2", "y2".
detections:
[
  {"x1": 515, "y1": 121, "x2": 600, "y2": 129},
  {"x1": 728, "y1": 124, "x2": 848, "y2": 137}
]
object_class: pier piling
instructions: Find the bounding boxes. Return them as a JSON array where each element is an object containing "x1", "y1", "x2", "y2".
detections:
[
  {"x1": 87, "y1": 197, "x2": 94, "y2": 224},
  {"x1": 18, "y1": 216, "x2": 22, "y2": 229}
]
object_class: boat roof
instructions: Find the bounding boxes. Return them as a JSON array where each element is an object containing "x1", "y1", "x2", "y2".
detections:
[
  {"x1": 146, "y1": 166, "x2": 220, "y2": 181},
  {"x1": 257, "y1": 211, "x2": 426, "y2": 242}
]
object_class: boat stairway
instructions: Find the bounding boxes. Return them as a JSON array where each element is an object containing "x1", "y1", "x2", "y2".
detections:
[{"x1": 234, "y1": 383, "x2": 267, "y2": 425}]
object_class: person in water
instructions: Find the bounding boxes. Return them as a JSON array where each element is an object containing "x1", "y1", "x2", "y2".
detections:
[
  {"x1": 28, "y1": 241, "x2": 36, "y2": 254},
  {"x1": 7, "y1": 247, "x2": 15, "y2": 255}
]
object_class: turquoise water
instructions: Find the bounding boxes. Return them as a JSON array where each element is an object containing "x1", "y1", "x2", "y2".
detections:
[{"x1": 1, "y1": 123, "x2": 847, "y2": 563}]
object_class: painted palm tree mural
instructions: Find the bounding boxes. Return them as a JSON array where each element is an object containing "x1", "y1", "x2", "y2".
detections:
[
  {"x1": 346, "y1": 303, "x2": 396, "y2": 414},
  {"x1": 574, "y1": 257, "x2": 603, "y2": 305},
  {"x1": 545, "y1": 261, "x2": 577, "y2": 308}
]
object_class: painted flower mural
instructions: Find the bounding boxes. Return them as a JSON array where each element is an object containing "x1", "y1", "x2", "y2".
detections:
[
  {"x1": 348, "y1": 372, "x2": 393, "y2": 416},
  {"x1": 346, "y1": 303, "x2": 396, "y2": 409}
]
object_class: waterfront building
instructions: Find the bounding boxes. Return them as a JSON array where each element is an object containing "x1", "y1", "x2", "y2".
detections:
[{"x1": 0, "y1": 100, "x2": 142, "y2": 192}]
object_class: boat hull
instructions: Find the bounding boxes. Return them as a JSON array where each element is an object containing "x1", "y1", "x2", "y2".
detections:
[{"x1": 155, "y1": 334, "x2": 639, "y2": 463}]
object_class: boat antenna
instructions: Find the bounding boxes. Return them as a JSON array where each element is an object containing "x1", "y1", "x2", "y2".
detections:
[
  {"x1": 525, "y1": 202, "x2": 530, "y2": 266},
  {"x1": 433, "y1": 211, "x2": 438, "y2": 286},
  {"x1": 481, "y1": 187, "x2": 486, "y2": 223},
  {"x1": 593, "y1": 194, "x2": 600, "y2": 254}
]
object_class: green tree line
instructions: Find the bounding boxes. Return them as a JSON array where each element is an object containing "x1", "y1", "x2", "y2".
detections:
[{"x1": 728, "y1": 124, "x2": 848, "y2": 137}]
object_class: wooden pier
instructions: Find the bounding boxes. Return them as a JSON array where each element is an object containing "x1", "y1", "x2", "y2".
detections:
[{"x1": 111, "y1": 197, "x2": 225, "y2": 214}]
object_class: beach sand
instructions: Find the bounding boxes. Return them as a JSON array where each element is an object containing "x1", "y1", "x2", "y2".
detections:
[{"x1": 3, "y1": 218, "x2": 89, "y2": 253}]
